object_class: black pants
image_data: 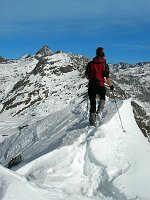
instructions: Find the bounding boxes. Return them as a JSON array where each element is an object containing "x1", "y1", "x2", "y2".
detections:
[{"x1": 88, "y1": 85, "x2": 106, "y2": 113}]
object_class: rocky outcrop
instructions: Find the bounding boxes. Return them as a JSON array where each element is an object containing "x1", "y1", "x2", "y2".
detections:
[{"x1": 35, "y1": 45, "x2": 53, "y2": 60}]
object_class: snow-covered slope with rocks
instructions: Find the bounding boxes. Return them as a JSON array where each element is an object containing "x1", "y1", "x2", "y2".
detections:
[
  {"x1": 110, "y1": 62, "x2": 150, "y2": 137},
  {"x1": 0, "y1": 56, "x2": 38, "y2": 102},
  {"x1": 110, "y1": 62, "x2": 150, "y2": 114},
  {"x1": 0, "y1": 46, "x2": 150, "y2": 200},
  {"x1": 0, "y1": 47, "x2": 88, "y2": 162}
]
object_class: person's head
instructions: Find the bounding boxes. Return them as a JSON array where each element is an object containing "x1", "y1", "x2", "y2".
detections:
[{"x1": 96, "y1": 47, "x2": 105, "y2": 57}]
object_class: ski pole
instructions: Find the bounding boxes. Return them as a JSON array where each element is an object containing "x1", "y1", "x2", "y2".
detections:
[
  {"x1": 112, "y1": 91, "x2": 126, "y2": 132},
  {"x1": 87, "y1": 92, "x2": 89, "y2": 119}
]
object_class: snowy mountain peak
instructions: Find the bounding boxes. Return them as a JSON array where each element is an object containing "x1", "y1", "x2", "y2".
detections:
[
  {"x1": 35, "y1": 45, "x2": 53, "y2": 59},
  {"x1": 0, "y1": 51, "x2": 89, "y2": 117},
  {"x1": 0, "y1": 55, "x2": 7, "y2": 63}
]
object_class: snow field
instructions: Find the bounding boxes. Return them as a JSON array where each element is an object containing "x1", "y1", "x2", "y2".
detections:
[{"x1": 11, "y1": 99, "x2": 150, "y2": 199}]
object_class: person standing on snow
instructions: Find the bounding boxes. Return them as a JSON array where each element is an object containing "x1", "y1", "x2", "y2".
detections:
[{"x1": 85, "y1": 47, "x2": 114, "y2": 125}]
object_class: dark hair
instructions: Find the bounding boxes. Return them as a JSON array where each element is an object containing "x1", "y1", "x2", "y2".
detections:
[{"x1": 96, "y1": 47, "x2": 105, "y2": 57}]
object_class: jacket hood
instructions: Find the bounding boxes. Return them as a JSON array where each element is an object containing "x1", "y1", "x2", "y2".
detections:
[{"x1": 93, "y1": 57, "x2": 106, "y2": 63}]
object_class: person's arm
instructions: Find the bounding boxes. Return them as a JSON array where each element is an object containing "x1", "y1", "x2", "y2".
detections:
[
  {"x1": 85, "y1": 62, "x2": 90, "y2": 79},
  {"x1": 104, "y1": 63, "x2": 114, "y2": 90},
  {"x1": 106, "y1": 77, "x2": 112, "y2": 87}
]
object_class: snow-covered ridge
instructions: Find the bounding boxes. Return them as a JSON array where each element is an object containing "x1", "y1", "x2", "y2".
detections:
[{"x1": 1, "y1": 99, "x2": 150, "y2": 200}]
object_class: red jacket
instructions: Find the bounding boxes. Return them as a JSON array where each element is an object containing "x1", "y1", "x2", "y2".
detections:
[{"x1": 85, "y1": 57, "x2": 110, "y2": 87}]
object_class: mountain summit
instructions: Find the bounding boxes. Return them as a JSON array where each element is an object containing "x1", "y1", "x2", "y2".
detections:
[
  {"x1": 0, "y1": 55, "x2": 7, "y2": 63},
  {"x1": 35, "y1": 45, "x2": 53, "y2": 59}
]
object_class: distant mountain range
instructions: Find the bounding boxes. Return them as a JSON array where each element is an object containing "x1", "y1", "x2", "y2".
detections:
[
  {"x1": 110, "y1": 61, "x2": 150, "y2": 107},
  {"x1": 0, "y1": 45, "x2": 149, "y2": 138}
]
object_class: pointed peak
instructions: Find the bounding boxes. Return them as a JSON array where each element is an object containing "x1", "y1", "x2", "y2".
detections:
[
  {"x1": 35, "y1": 45, "x2": 53, "y2": 59},
  {"x1": 41, "y1": 44, "x2": 52, "y2": 51},
  {"x1": 0, "y1": 55, "x2": 7, "y2": 62}
]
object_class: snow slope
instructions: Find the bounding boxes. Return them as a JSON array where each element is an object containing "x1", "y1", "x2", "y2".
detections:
[
  {"x1": 1, "y1": 98, "x2": 150, "y2": 200},
  {"x1": 0, "y1": 56, "x2": 38, "y2": 101}
]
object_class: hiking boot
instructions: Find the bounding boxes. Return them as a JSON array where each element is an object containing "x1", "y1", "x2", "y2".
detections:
[
  {"x1": 89, "y1": 113, "x2": 96, "y2": 125},
  {"x1": 96, "y1": 99, "x2": 105, "y2": 114}
]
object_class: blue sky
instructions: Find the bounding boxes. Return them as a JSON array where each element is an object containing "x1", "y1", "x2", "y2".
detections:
[{"x1": 0, "y1": 0, "x2": 150, "y2": 63}]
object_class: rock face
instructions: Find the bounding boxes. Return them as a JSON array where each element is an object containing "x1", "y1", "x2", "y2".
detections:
[
  {"x1": 35, "y1": 45, "x2": 53, "y2": 59},
  {"x1": 131, "y1": 101, "x2": 150, "y2": 138},
  {"x1": 0, "y1": 56, "x2": 7, "y2": 63}
]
